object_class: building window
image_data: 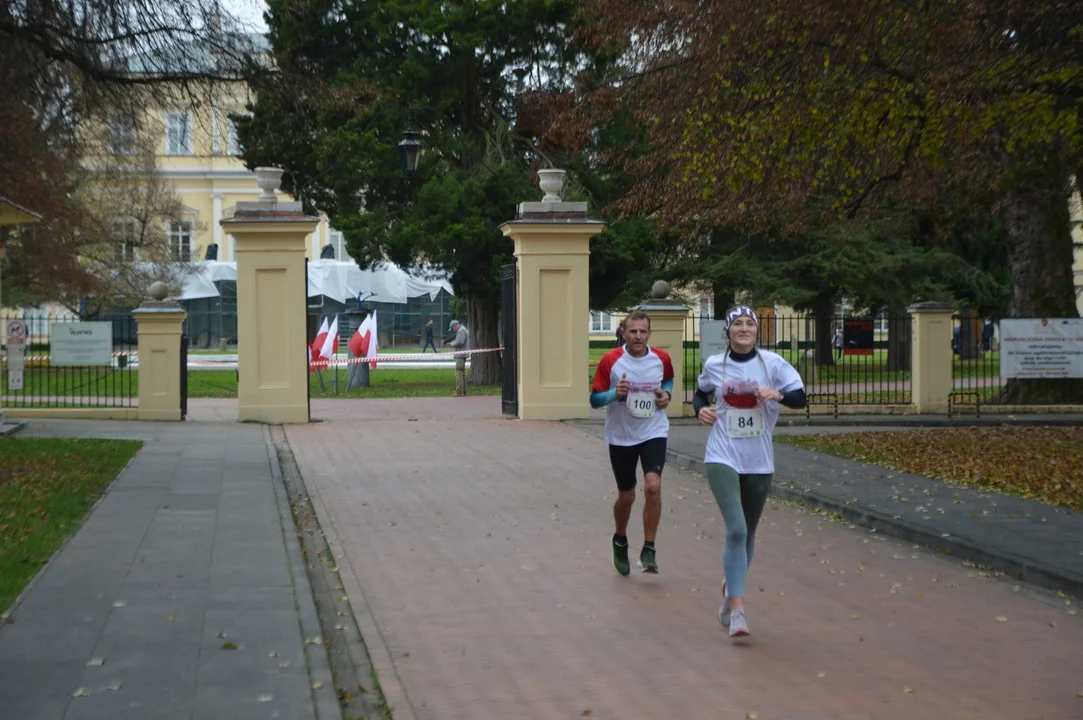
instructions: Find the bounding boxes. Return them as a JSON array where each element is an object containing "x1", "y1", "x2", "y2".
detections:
[
  {"x1": 112, "y1": 219, "x2": 138, "y2": 262},
  {"x1": 108, "y1": 115, "x2": 137, "y2": 155},
  {"x1": 168, "y1": 220, "x2": 193, "y2": 261},
  {"x1": 590, "y1": 311, "x2": 614, "y2": 333},
  {"x1": 328, "y1": 229, "x2": 350, "y2": 260},
  {"x1": 165, "y1": 111, "x2": 193, "y2": 155},
  {"x1": 227, "y1": 117, "x2": 241, "y2": 156}
]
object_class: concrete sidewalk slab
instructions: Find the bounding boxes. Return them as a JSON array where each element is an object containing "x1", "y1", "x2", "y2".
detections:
[
  {"x1": 285, "y1": 412, "x2": 1083, "y2": 720},
  {"x1": 0, "y1": 420, "x2": 339, "y2": 720}
]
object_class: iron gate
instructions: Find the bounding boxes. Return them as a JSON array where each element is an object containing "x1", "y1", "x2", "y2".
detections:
[
  {"x1": 501, "y1": 262, "x2": 518, "y2": 417},
  {"x1": 180, "y1": 335, "x2": 188, "y2": 420}
]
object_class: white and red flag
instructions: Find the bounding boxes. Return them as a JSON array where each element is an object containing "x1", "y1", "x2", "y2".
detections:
[
  {"x1": 310, "y1": 317, "x2": 329, "y2": 370},
  {"x1": 347, "y1": 310, "x2": 379, "y2": 368},
  {"x1": 318, "y1": 316, "x2": 339, "y2": 364}
]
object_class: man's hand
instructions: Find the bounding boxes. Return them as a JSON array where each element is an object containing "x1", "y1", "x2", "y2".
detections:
[
  {"x1": 654, "y1": 388, "x2": 671, "y2": 410},
  {"x1": 697, "y1": 406, "x2": 718, "y2": 425},
  {"x1": 756, "y1": 386, "x2": 783, "y2": 404},
  {"x1": 615, "y1": 373, "x2": 630, "y2": 400}
]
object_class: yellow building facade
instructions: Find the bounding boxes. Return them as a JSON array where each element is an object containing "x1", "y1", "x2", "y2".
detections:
[
  {"x1": 143, "y1": 80, "x2": 339, "y2": 264},
  {"x1": 113, "y1": 35, "x2": 341, "y2": 266}
]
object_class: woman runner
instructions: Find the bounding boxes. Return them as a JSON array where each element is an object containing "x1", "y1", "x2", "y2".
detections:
[{"x1": 693, "y1": 306, "x2": 806, "y2": 637}]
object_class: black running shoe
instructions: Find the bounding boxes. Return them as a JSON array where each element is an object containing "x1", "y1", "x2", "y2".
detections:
[
  {"x1": 612, "y1": 535, "x2": 631, "y2": 576},
  {"x1": 638, "y1": 545, "x2": 658, "y2": 574}
]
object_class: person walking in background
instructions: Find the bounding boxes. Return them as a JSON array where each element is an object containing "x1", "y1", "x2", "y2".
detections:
[
  {"x1": 982, "y1": 319, "x2": 995, "y2": 353},
  {"x1": 422, "y1": 318, "x2": 437, "y2": 353},
  {"x1": 615, "y1": 319, "x2": 626, "y2": 347},
  {"x1": 445, "y1": 319, "x2": 470, "y2": 396},
  {"x1": 693, "y1": 305, "x2": 806, "y2": 638},
  {"x1": 833, "y1": 326, "x2": 843, "y2": 361}
]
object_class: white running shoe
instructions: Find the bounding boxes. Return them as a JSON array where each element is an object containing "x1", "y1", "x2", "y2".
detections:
[
  {"x1": 729, "y1": 608, "x2": 750, "y2": 638},
  {"x1": 718, "y1": 582, "x2": 731, "y2": 627}
]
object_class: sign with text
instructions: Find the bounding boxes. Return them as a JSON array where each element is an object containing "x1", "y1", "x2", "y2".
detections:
[
  {"x1": 700, "y1": 321, "x2": 728, "y2": 364},
  {"x1": 843, "y1": 318, "x2": 874, "y2": 356},
  {"x1": 999, "y1": 318, "x2": 1083, "y2": 379},
  {"x1": 51, "y1": 322, "x2": 113, "y2": 366},
  {"x1": 5, "y1": 320, "x2": 27, "y2": 390}
]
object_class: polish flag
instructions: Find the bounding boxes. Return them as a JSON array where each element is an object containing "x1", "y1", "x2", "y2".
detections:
[
  {"x1": 310, "y1": 317, "x2": 329, "y2": 369},
  {"x1": 318, "y1": 316, "x2": 339, "y2": 365},
  {"x1": 347, "y1": 310, "x2": 378, "y2": 368}
]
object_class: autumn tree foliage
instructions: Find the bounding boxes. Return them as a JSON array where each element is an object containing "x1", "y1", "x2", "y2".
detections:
[{"x1": 556, "y1": 0, "x2": 1083, "y2": 400}]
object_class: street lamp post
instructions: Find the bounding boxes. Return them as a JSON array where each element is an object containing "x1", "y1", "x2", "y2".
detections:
[{"x1": 295, "y1": 106, "x2": 430, "y2": 212}]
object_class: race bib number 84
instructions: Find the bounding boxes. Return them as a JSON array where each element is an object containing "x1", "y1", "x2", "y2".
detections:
[{"x1": 725, "y1": 407, "x2": 765, "y2": 438}]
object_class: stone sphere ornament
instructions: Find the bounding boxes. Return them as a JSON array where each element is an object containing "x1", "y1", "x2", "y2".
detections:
[
  {"x1": 651, "y1": 280, "x2": 671, "y2": 299},
  {"x1": 148, "y1": 281, "x2": 169, "y2": 301}
]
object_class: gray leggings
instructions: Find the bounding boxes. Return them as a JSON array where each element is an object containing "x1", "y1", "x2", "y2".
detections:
[{"x1": 705, "y1": 464, "x2": 773, "y2": 599}]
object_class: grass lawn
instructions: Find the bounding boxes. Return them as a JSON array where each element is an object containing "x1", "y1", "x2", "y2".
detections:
[
  {"x1": 185, "y1": 368, "x2": 501, "y2": 399},
  {"x1": 776, "y1": 427, "x2": 1083, "y2": 511},
  {"x1": 0, "y1": 438, "x2": 143, "y2": 612}
]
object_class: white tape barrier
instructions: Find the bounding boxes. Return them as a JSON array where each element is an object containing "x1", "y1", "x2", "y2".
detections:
[{"x1": 305, "y1": 346, "x2": 503, "y2": 370}]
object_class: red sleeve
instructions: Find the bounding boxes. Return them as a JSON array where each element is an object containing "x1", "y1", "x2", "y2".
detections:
[
  {"x1": 592, "y1": 348, "x2": 622, "y2": 392},
  {"x1": 655, "y1": 349, "x2": 675, "y2": 381}
]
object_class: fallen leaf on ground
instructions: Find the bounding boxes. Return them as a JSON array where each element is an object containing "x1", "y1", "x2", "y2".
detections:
[{"x1": 777, "y1": 428, "x2": 1083, "y2": 510}]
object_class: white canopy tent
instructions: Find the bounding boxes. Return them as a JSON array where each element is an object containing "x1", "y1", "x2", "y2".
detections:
[{"x1": 176, "y1": 260, "x2": 453, "y2": 304}]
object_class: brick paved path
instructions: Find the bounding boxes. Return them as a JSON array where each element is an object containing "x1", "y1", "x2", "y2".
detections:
[{"x1": 286, "y1": 399, "x2": 1082, "y2": 720}]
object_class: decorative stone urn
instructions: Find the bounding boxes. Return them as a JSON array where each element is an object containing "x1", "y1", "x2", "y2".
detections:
[
  {"x1": 254, "y1": 167, "x2": 284, "y2": 202},
  {"x1": 537, "y1": 168, "x2": 567, "y2": 202}
]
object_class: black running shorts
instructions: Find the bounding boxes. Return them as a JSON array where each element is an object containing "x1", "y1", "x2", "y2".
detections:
[{"x1": 608, "y1": 437, "x2": 668, "y2": 492}]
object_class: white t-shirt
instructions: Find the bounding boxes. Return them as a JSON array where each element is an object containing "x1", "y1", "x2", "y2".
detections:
[
  {"x1": 697, "y1": 348, "x2": 803, "y2": 473},
  {"x1": 592, "y1": 345, "x2": 675, "y2": 446}
]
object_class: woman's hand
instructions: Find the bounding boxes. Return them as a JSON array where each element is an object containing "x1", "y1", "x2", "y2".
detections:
[
  {"x1": 756, "y1": 386, "x2": 783, "y2": 404},
  {"x1": 697, "y1": 406, "x2": 718, "y2": 425}
]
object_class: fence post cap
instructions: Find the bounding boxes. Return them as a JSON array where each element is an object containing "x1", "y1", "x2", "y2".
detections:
[
  {"x1": 907, "y1": 301, "x2": 955, "y2": 314},
  {"x1": 148, "y1": 281, "x2": 169, "y2": 301}
]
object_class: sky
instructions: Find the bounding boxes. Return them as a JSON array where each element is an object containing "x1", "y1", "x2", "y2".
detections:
[{"x1": 221, "y1": 0, "x2": 269, "y2": 33}]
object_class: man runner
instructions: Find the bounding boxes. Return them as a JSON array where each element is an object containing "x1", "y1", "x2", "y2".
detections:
[{"x1": 590, "y1": 311, "x2": 675, "y2": 576}]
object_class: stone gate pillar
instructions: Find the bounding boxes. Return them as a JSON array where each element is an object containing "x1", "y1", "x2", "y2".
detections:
[
  {"x1": 133, "y1": 282, "x2": 187, "y2": 421},
  {"x1": 500, "y1": 169, "x2": 605, "y2": 420},
  {"x1": 221, "y1": 168, "x2": 318, "y2": 424},
  {"x1": 908, "y1": 301, "x2": 954, "y2": 413},
  {"x1": 632, "y1": 281, "x2": 690, "y2": 419}
]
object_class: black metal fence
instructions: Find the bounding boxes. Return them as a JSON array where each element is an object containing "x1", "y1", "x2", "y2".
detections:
[
  {"x1": 684, "y1": 313, "x2": 914, "y2": 406},
  {"x1": 950, "y1": 312, "x2": 1004, "y2": 411},
  {"x1": 1, "y1": 313, "x2": 138, "y2": 408}
]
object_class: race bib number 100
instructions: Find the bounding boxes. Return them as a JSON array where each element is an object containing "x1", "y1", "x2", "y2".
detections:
[
  {"x1": 627, "y1": 391, "x2": 656, "y2": 418},
  {"x1": 725, "y1": 407, "x2": 765, "y2": 438}
]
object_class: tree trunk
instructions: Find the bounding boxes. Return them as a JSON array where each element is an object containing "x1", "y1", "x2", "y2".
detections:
[
  {"x1": 999, "y1": 172, "x2": 1083, "y2": 403},
  {"x1": 957, "y1": 308, "x2": 980, "y2": 361},
  {"x1": 711, "y1": 280, "x2": 733, "y2": 320},
  {"x1": 885, "y1": 306, "x2": 911, "y2": 372},
  {"x1": 467, "y1": 296, "x2": 501, "y2": 385},
  {"x1": 812, "y1": 296, "x2": 836, "y2": 367}
]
